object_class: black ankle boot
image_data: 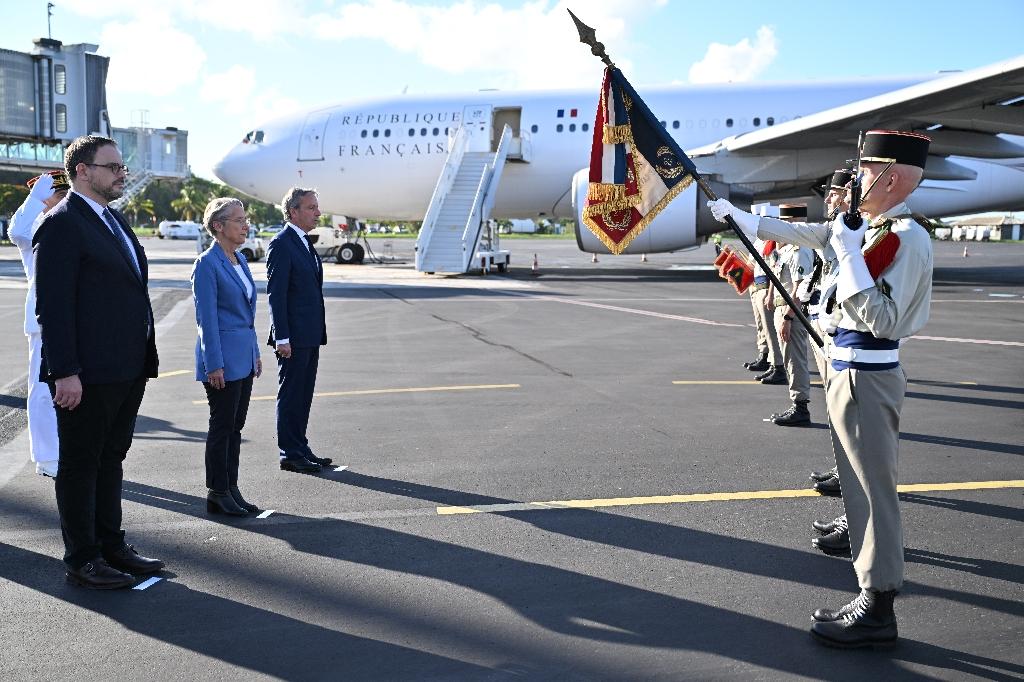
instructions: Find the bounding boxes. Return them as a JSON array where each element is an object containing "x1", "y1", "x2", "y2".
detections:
[
  {"x1": 229, "y1": 486, "x2": 260, "y2": 513},
  {"x1": 772, "y1": 401, "x2": 810, "y2": 426},
  {"x1": 811, "y1": 589, "x2": 898, "y2": 648},
  {"x1": 812, "y1": 513, "x2": 846, "y2": 534},
  {"x1": 744, "y1": 351, "x2": 768, "y2": 371},
  {"x1": 758, "y1": 366, "x2": 787, "y2": 384},
  {"x1": 207, "y1": 490, "x2": 248, "y2": 516},
  {"x1": 812, "y1": 518, "x2": 851, "y2": 557},
  {"x1": 809, "y1": 466, "x2": 838, "y2": 482}
]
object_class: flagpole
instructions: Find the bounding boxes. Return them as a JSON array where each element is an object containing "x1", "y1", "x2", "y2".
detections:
[{"x1": 568, "y1": 9, "x2": 824, "y2": 349}]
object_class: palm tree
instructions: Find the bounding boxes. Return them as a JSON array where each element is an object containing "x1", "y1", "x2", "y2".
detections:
[
  {"x1": 122, "y1": 195, "x2": 155, "y2": 228},
  {"x1": 170, "y1": 183, "x2": 210, "y2": 222}
]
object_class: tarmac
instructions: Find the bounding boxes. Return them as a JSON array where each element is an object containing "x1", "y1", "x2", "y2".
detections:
[{"x1": 0, "y1": 236, "x2": 1021, "y2": 680}]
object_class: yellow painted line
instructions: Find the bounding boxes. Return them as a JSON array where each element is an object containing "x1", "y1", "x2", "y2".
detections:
[
  {"x1": 194, "y1": 383, "x2": 521, "y2": 404},
  {"x1": 156, "y1": 370, "x2": 191, "y2": 379},
  {"x1": 673, "y1": 380, "x2": 824, "y2": 386},
  {"x1": 436, "y1": 480, "x2": 1024, "y2": 516}
]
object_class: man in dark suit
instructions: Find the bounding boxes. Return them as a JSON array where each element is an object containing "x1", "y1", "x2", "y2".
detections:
[
  {"x1": 267, "y1": 188, "x2": 332, "y2": 474},
  {"x1": 34, "y1": 135, "x2": 164, "y2": 589}
]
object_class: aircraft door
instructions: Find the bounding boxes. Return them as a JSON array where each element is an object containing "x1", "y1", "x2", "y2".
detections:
[
  {"x1": 297, "y1": 111, "x2": 331, "y2": 161},
  {"x1": 492, "y1": 107, "x2": 525, "y2": 160},
  {"x1": 461, "y1": 104, "x2": 492, "y2": 153}
]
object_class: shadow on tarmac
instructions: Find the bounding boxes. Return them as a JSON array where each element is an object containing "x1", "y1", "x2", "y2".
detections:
[
  {"x1": 132, "y1": 415, "x2": 208, "y2": 443},
  {"x1": 902, "y1": 493, "x2": 1024, "y2": 524},
  {"x1": 898, "y1": 432, "x2": 1024, "y2": 458}
]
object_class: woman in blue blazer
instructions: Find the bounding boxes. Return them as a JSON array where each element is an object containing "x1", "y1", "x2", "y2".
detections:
[{"x1": 192, "y1": 198, "x2": 263, "y2": 515}]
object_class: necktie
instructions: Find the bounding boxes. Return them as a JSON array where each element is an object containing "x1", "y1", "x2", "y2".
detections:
[
  {"x1": 302, "y1": 233, "x2": 321, "y2": 272},
  {"x1": 103, "y1": 208, "x2": 141, "y2": 277}
]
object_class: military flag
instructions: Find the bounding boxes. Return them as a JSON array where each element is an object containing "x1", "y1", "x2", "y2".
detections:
[{"x1": 582, "y1": 67, "x2": 698, "y2": 254}]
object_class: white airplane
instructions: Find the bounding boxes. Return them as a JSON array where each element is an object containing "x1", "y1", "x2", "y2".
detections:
[{"x1": 213, "y1": 55, "x2": 1024, "y2": 257}]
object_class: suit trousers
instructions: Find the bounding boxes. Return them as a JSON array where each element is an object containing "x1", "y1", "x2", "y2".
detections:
[
  {"x1": 751, "y1": 289, "x2": 782, "y2": 365},
  {"x1": 775, "y1": 307, "x2": 810, "y2": 404},
  {"x1": 51, "y1": 376, "x2": 147, "y2": 569},
  {"x1": 203, "y1": 374, "x2": 254, "y2": 491},
  {"x1": 27, "y1": 332, "x2": 59, "y2": 466},
  {"x1": 277, "y1": 346, "x2": 320, "y2": 460},
  {"x1": 827, "y1": 366, "x2": 906, "y2": 591}
]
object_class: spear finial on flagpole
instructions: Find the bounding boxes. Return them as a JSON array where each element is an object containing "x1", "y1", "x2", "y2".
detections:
[{"x1": 567, "y1": 9, "x2": 614, "y2": 68}]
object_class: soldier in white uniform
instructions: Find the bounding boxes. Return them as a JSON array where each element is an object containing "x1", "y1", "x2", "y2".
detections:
[
  {"x1": 768, "y1": 205, "x2": 815, "y2": 426},
  {"x1": 709, "y1": 130, "x2": 933, "y2": 648},
  {"x1": 8, "y1": 171, "x2": 70, "y2": 477}
]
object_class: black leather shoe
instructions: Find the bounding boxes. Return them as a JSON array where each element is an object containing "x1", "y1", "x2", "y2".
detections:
[
  {"x1": 304, "y1": 454, "x2": 333, "y2": 467},
  {"x1": 103, "y1": 544, "x2": 165, "y2": 575},
  {"x1": 811, "y1": 590, "x2": 898, "y2": 648},
  {"x1": 812, "y1": 513, "x2": 846, "y2": 534},
  {"x1": 66, "y1": 559, "x2": 135, "y2": 589},
  {"x1": 771, "y1": 402, "x2": 811, "y2": 426},
  {"x1": 810, "y1": 466, "x2": 838, "y2": 482},
  {"x1": 280, "y1": 457, "x2": 321, "y2": 474},
  {"x1": 207, "y1": 490, "x2": 249, "y2": 516},
  {"x1": 813, "y1": 525, "x2": 851, "y2": 557},
  {"x1": 759, "y1": 366, "x2": 788, "y2": 385},
  {"x1": 744, "y1": 352, "x2": 768, "y2": 371},
  {"x1": 814, "y1": 475, "x2": 842, "y2": 497},
  {"x1": 229, "y1": 486, "x2": 260, "y2": 513}
]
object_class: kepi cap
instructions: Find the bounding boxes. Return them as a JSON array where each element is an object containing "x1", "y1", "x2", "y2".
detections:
[
  {"x1": 860, "y1": 130, "x2": 931, "y2": 169},
  {"x1": 26, "y1": 170, "x2": 70, "y2": 192}
]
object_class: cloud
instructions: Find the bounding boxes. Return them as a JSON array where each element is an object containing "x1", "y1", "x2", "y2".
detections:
[
  {"x1": 688, "y1": 26, "x2": 778, "y2": 84},
  {"x1": 307, "y1": 0, "x2": 665, "y2": 89},
  {"x1": 200, "y1": 65, "x2": 301, "y2": 125},
  {"x1": 101, "y1": 17, "x2": 207, "y2": 96}
]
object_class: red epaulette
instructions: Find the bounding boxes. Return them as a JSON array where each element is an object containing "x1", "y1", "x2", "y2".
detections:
[
  {"x1": 863, "y1": 227, "x2": 900, "y2": 280},
  {"x1": 762, "y1": 240, "x2": 776, "y2": 256}
]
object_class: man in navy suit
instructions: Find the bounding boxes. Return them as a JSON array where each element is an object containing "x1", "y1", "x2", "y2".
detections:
[
  {"x1": 267, "y1": 188, "x2": 332, "y2": 473},
  {"x1": 34, "y1": 135, "x2": 164, "y2": 588}
]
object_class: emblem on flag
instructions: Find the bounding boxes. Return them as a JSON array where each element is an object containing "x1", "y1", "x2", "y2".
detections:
[{"x1": 582, "y1": 67, "x2": 696, "y2": 254}]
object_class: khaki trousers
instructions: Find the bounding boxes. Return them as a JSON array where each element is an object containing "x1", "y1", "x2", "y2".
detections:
[
  {"x1": 751, "y1": 288, "x2": 782, "y2": 365},
  {"x1": 827, "y1": 366, "x2": 906, "y2": 591},
  {"x1": 774, "y1": 308, "x2": 810, "y2": 404}
]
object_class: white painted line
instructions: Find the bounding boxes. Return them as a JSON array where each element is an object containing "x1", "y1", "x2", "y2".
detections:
[
  {"x1": 910, "y1": 335, "x2": 1024, "y2": 347},
  {"x1": 515, "y1": 293, "x2": 745, "y2": 328},
  {"x1": 988, "y1": 293, "x2": 1017, "y2": 298},
  {"x1": 257, "y1": 510, "x2": 275, "y2": 519},
  {"x1": 133, "y1": 577, "x2": 162, "y2": 591},
  {"x1": 333, "y1": 465, "x2": 348, "y2": 473}
]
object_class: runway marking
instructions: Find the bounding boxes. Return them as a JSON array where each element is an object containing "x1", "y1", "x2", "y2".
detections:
[
  {"x1": 673, "y1": 380, "x2": 824, "y2": 386},
  {"x1": 516, "y1": 294, "x2": 745, "y2": 328},
  {"x1": 435, "y1": 480, "x2": 1024, "y2": 515},
  {"x1": 910, "y1": 335, "x2": 1024, "y2": 347},
  {"x1": 133, "y1": 577, "x2": 162, "y2": 591},
  {"x1": 156, "y1": 370, "x2": 191, "y2": 379},
  {"x1": 210, "y1": 383, "x2": 521, "y2": 404},
  {"x1": 257, "y1": 510, "x2": 276, "y2": 519},
  {"x1": 333, "y1": 465, "x2": 348, "y2": 473}
]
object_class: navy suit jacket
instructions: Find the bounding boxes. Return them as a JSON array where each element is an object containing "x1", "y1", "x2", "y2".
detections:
[
  {"x1": 33, "y1": 192, "x2": 158, "y2": 383},
  {"x1": 266, "y1": 226, "x2": 326, "y2": 348},
  {"x1": 192, "y1": 243, "x2": 261, "y2": 382}
]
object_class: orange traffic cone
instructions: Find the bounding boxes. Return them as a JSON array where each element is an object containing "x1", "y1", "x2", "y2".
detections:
[{"x1": 531, "y1": 253, "x2": 539, "y2": 276}]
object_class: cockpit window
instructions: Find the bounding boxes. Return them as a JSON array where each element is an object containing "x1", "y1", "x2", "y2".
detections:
[
  {"x1": 254, "y1": 130, "x2": 264, "y2": 144},
  {"x1": 243, "y1": 130, "x2": 265, "y2": 144}
]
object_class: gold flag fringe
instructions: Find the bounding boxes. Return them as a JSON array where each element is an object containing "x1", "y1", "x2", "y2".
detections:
[
  {"x1": 602, "y1": 125, "x2": 634, "y2": 145},
  {"x1": 586, "y1": 182, "x2": 629, "y2": 202},
  {"x1": 582, "y1": 175, "x2": 695, "y2": 255}
]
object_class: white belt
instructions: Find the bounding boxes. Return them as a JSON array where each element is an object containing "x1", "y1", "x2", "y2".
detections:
[{"x1": 829, "y1": 347, "x2": 899, "y2": 364}]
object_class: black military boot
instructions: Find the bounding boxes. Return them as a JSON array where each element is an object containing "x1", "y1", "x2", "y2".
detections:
[
  {"x1": 758, "y1": 366, "x2": 787, "y2": 384},
  {"x1": 745, "y1": 351, "x2": 769, "y2": 372},
  {"x1": 811, "y1": 589, "x2": 898, "y2": 648},
  {"x1": 814, "y1": 474, "x2": 842, "y2": 497},
  {"x1": 812, "y1": 513, "x2": 846, "y2": 534},
  {"x1": 809, "y1": 466, "x2": 838, "y2": 482},
  {"x1": 772, "y1": 401, "x2": 810, "y2": 426},
  {"x1": 812, "y1": 517, "x2": 851, "y2": 556}
]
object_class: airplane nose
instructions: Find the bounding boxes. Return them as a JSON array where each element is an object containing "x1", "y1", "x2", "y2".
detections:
[{"x1": 212, "y1": 147, "x2": 243, "y2": 187}]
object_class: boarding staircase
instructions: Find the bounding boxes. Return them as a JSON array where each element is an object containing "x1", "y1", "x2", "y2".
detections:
[
  {"x1": 109, "y1": 168, "x2": 156, "y2": 211},
  {"x1": 415, "y1": 124, "x2": 513, "y2": 274}
]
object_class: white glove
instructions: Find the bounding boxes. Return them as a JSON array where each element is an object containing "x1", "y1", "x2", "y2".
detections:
[
  {"x1": 829, "y1": 215, "x2": 874, "y2": 303},
  {"x1": 707, "y1": 199, "x2": 760, "y2": 240},
  {"x1": 28, "y1": 173, "x2": 55, "y2": 202}
]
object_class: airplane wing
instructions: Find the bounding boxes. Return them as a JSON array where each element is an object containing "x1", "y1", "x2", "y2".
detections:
[{"x1": 688, "y1": 54, "x2": 1024, "y2": 199}]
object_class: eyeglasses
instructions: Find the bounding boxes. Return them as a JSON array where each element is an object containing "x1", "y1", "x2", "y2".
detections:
[
  {"x1": 223, "y1": 216, "x2": 250, "y2": 225},
  {"x1": 84, "y1": 162, "x2": 130, "y2": 175}
]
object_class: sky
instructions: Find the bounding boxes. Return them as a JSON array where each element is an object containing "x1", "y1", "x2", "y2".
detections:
[{"x1": 3, "y1": 0, "x2": 1023, "y2": 180}]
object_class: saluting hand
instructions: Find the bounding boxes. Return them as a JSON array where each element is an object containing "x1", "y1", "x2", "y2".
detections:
[
  {"x1": 207, "y1": 368, "x2": 226, "y2": 390},
  {"x1": 53, "y1": 375, "x2": 83, "y2": 411}
]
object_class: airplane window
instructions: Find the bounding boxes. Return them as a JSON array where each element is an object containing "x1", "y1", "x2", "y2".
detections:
[
  {"x1": 753, "y1": 117, "x2": 761, "y2": 126},
  {"x1": 254, "y1": 130, "x2": 264, "y2": 143},
  {"x1": 444, "y1": 127, "x2": 449, "y2": 135},
  {"x1": 531, "y1": 124, "x2": 538, "y2": 133},
  {"x1": 556, "y1": 124, "x2": 563, "y2": 132},
  {"x1": 408, "y1": 128, "x2": 415, "y2": 136},
  {"x1": 672, "y1": 121, "x2": 680, "y2": 129},
  {"x1": 581, "y1": 123, "x2": 589, "y2": 132},
  {"x1": 420, "y1": 128, "x2": 427, "y2": 136},
  {"x1": 569, "y1": 124, "x2": 576, "y2": 132},
  {"x1": 243, "y1": 131, "x2": 253, "y2": 144},
  {"x1": 432, "y1": 127, "x2": 439, "y2": 136},
  {"x1": 660, "y1": 121, "x2": 666, "y2": 127},
  {"x1": 384, "y1": 129, "x2": 391, "y2": 138},
  {"x1": 372, "y1": 129, "x2": 379, "y2": 138},
  {"x1": 767, "y1": 117, "x2": 774, "y2": 126},
  {"x1": 360, "y1": 130, "x2": 368, "y2": 138},
  {"x1": 726, "y1": 118, "x2": 733, "y2": 128}
]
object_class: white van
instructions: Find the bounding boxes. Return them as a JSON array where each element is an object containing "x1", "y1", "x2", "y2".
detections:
[
  {"x1": 158, "y1": 220, "x2": 203, "y2": 240},
  {"x1": 197, "y1": 227, "x2": 266, "y2": 262}
]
